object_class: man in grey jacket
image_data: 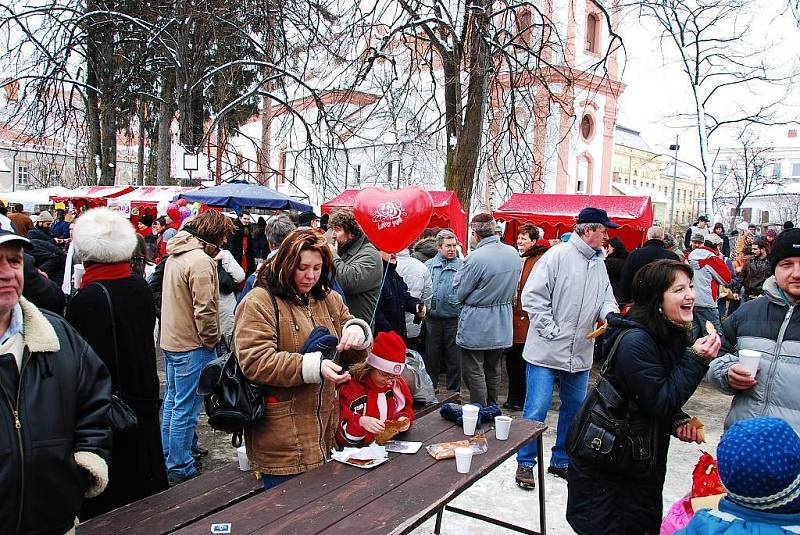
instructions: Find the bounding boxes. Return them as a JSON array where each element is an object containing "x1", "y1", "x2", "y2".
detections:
[
  {"x1": 329, "y1": 209, "x2": 383, "y2": 324},
  {"x1": 707, "y1": 228, "x2": 800, "y2": 432},
  {"x1": 515, "y1": 207, "x2": 619, "y2": 489},
  {"x1": 453, "y1": 213, "x2": 521, "y2": 406}
]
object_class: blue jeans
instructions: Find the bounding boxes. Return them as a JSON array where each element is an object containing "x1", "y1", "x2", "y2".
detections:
[
  {"x1": 517, "y1": 363, "x2": 590, "y2": 468},
  {"x1": 161, "y1": 347, "x2": 215, "y2": 478}
]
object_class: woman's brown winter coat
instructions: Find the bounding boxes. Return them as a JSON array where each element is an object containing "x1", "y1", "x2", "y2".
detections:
[
  {"x1": 234, "y1": 286, "x2": 371, "y2": 475},
  {"x1": 512, "y1": 246, "x2": 548, "y2": 344}
]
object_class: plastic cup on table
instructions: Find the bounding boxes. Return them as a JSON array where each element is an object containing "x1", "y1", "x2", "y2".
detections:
[
  {"x1": 495, "y1": 415, "x2": 512, "y2": 440},
  {"x1": 455, "y1": 447, "x2": 473, "y2": 473},
  {"x1": 738, "y1": 349, "x2": 761, "y2": 377},
  {"x1": 462, "y1": 415, "x2": 478, "y2": 436},
  {"x1": 237, "y1": 445, "x2": 250, "y2": 471}
]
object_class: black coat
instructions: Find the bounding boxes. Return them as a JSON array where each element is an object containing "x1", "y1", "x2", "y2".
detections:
[
  {"x1": 148, "y1": 254, "x2": 168, "y2": 318},
  {"x1": 618, "y1": 240, "x2": 681, "y2": 303},
  {"x1": 604, "y1": 250, "x2": 628, "y2": 304},
  {"x1": 566, "y1": 314, "x2": 709, "y2": 534},
  {"x1": 227, "y1": 221, "x2": 256, "y2": 277},
  {"x1": 66, "y1": 276, "x2": 168, "y2": 519},
  {"x1": 26, "y1": 228, "x2": 66, "y2": 286},
  {"x1": 22, "y1": 252, "x2": 65, "y2": 314},
  {"x1": 0, "y1": 299, "x2": 111, "y2": 534},
  {"x1": 374, "y1": 261, "x2": 422, "y2": 340},
  {"x1": 252, "y1": 225, "x2": 268, "y2": 259}
]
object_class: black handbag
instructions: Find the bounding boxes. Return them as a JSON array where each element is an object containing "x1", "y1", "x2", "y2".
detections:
[
  {"x1": 198, "y1": 291, "x2": 279, "y2": 447},
  {"x1": 94, "y1": 283, "x2": 139, "y2": 434},
  {"x1": 217, "y1": 260, "x2": 236, "y2": 295},
  {"x1": 566, "y1": 330, "x2": 659, "y2": 477}
]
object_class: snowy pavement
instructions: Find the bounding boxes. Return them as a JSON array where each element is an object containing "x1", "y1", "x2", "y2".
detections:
[{"x1": 410, "y1": 379, "x2": 732, "y2": 535}]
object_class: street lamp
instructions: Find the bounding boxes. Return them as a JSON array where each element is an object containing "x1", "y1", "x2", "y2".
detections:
[{"x1": 668, "y1": 137, "x2": 680, "y2": 232}]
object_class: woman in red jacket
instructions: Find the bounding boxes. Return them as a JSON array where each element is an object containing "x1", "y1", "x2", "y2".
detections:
[{"x1": 337, "y1": 331, "x2": 415, "y2": 447}]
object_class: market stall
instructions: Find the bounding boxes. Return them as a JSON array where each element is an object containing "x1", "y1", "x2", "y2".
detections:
[
  {"x1": 50, "y1": 185, "x2": 136, "y2": 211},
  {"x1": 175, "y1": 181, "x2": 312, "y2": 212},
  {"x1": 321, "y1": 189, "x2": 467, "y2": 249},
  {"x1": 113, "y1": 186, "x2": 201, "y2": 221},
  {"x1": 0, "y1": 186, "x2": 73, "y2": 213},
  {"x1": 493, "y1": 193, "x2": 654, "y2": 250}
]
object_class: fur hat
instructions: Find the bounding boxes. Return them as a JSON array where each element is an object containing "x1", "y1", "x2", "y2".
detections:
[
  {"x1": 35, "y1": 210, "x2": 54, "y2": 223},
  {"x1": 770, "y1": 228, "x2": 800, "y2": 272},
  {"x1": 718, "y1": 417, "x2": 800, "y2": 514},
  {"x1": 366, "y1": 331, "x2": 407, "y2": 375},
  {"x1": 73, "y1": 207, "x2": 137, "y2": 264}
]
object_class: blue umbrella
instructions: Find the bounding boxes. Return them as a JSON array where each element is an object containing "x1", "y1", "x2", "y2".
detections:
[{"x1": 175, "y1": 181, "x2": 312, "y2": 212}]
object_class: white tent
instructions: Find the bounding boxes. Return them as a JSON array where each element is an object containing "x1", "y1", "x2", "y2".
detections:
[{"x1": 0, "y1": 186, "x2": 73, "y2": 212}]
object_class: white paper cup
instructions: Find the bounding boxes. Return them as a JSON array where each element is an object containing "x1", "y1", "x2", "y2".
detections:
[
  {"x1": 462, "y1": 404, "x2": 480, "y2": 416},
  {"x1": 455, "y1": 447, "x2": 473, "y2": 473},
  {"x1": 495, "y1": 415, "x2": 512, "y2": 440},
  {"x1": 462, "y1": 415, "x2": 478, "y2": 436},
  {"x1": 73, "y1": 264, "x2": 84, "y2": 288},
  {"x1": 237, "y1": 445, "x2": 250, "y2": 471},
  {"x1": 738, "y1": 350, "x2": 761, "y2": 377}
]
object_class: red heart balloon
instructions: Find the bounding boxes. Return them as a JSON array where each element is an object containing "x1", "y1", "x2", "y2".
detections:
[{"x1": 353, "y1": 186, "x2": 434, "y2": 253}]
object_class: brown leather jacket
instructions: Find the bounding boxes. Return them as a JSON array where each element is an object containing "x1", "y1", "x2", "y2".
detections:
[
  {"x1": 512, "y1": 246, "x2": 549, "y2": 345},
  {"x1": 234, "y1": 286, "x2": 371, "y2": 475}
]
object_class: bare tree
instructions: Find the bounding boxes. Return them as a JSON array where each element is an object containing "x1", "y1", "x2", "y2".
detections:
[
  {"x1": 636, "y1": 0, "x2": 796, "y2": 217},
  {"x1": 712, "y1": 129, "x2": 776, "y2": 228}
]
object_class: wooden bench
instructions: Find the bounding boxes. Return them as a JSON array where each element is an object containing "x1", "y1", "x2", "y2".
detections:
[{"x1": 79, "y1": 391, "x2": 460, "y2": 534}]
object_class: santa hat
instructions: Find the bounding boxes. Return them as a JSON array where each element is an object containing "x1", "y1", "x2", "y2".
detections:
[{"x1": 366, "y1": 331, "x2": 406, "y2": 375}]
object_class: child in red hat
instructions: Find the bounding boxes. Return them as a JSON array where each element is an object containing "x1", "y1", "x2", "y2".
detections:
[{"x1": 336, "y1": 331, "x2": 416, "y2": 447}]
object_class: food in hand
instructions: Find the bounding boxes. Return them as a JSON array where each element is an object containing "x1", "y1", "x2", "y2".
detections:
[
  {"x1": 586, "y1": 322, "x2": 608, "y2": 340},
  {"x1": 687, "y1": 416, "x2": 706, "y2": 443},
  {"x1": 375, "y1": 419, "x2": 411, "y2": 445},
  {"x1": 705, "y1": 321, "x2": 716, "y2": 336}
]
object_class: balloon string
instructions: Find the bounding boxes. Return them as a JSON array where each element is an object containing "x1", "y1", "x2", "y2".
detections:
[{"x1": 368, "y1": 263, "x2": 391, "y2": 331}]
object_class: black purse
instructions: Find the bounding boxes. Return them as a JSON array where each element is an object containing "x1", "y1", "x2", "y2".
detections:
[
  {"x1": 198, "y1": 290, "x2": 279, "y2": 447},
  {"x1": 567, "y1": 330, "x2": 659, "y2": 477},
  {"x1": 95, "y1": 283, "x2": 139, "y2": 434}
]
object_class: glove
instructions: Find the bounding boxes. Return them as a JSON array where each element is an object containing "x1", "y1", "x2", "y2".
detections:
[
  {"x1": 439, "y1": 402, "x2": 502, "y2": 429},
  {"x1": 300, "y1": 326, "x2": 339, "y2": 360}
]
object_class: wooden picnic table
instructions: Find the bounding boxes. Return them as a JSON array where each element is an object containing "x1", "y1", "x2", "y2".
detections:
[
  {"x1": 79, "y1": 392, "x2": 462, "y2": 535},
  {"x1": 171, "y1": 414, "x2": 547, "y2": 535}
]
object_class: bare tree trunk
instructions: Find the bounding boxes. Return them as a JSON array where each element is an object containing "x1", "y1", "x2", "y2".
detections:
[
  {"x1": 157, "y1": 74, "x2": 174, "y2": 185},
  {"x1": 85, "y1": 60, "x2": 102, "y2": 185},
  {"x1": 216, "y1": 121, "x2": 225, "y2": 185},
  {"x1": 99, "y1": 101, "x2": 117, "y2": 185},
  {"x1": 137, "y1": 107, "x2": 146, "y2": 186},
  {"x1": 259, "y1": 92, "x2": 272, "y2": 186}
]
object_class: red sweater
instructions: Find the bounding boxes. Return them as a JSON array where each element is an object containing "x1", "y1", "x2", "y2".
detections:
[{"x1": 336, "y1": 376, "x2": 415, "y2": 447}]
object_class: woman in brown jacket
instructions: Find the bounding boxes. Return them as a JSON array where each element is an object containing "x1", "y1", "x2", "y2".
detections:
[
  {"x1": 234, "y1": 229, "x2": 373, "y2": 489},
  {"x1": 504, "y1": 224, "x2": 550, "y2": 410}
]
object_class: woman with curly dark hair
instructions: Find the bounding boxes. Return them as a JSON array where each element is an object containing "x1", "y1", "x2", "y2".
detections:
[{"x1": 234, "y1": 229, "x2": 373, "y2": 489}]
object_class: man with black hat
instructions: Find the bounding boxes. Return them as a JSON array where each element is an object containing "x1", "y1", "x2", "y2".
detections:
[
  {"x1": 298, "y1": 211, "x2": 321, "y2": 231},
  {"x1": 514, "y1": 207, "x2": 619, "y2": 489},
  {"x1": 708, "y1": 228, "x2": 800, "y2": 432},
  {"x1": 684, "y1": 215, "x2": 710, "y2": 250}
]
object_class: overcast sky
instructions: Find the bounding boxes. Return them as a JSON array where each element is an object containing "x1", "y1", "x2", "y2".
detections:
[{"x1": 613, "y1": 1, "x2": 800, "y2": 170}]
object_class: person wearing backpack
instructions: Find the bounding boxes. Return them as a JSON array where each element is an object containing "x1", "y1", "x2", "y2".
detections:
[{"x1": 234, "y1": 229, "x2": 373, "y2": 489}]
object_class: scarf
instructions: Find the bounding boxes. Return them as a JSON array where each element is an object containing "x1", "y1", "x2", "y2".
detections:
[
  {"x1": 80, "y1": 262, "x2": 132, "y2": 288},
  {"x1": 364, "y1": 374, "x2": 410, "y2": 422}
]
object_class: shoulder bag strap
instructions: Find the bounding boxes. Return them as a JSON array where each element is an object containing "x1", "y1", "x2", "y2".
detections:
[
  {"x1": 599, "y1": 329, "x2": 630, "y2": 375},
  {"x1": 94, "y1": 282, "x2": 123, "y2": 397},
  {"x1": 267, "y1": 289, "x2": 280, "y2": 347}
]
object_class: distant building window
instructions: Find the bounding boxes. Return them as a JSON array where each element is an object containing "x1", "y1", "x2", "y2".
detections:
[
  {"x1": 516, "y1": 10, "x2": 532, "y2": 43},
  {"x1": 762, "y1": 210, "x2": 770, "y2": 224},
  {"x1": 792, "y1": 162, "x2": 800, "y2": 177},
  {"x1": 16, "y1": 165, "x2": 28, "y2": 186},
  {"x1": 580, "y1": 114, "x2": 594, "y2": 141},
  {"x1": 774, "y1": 162, "x2": 783, "y2": 178},
  {"x1": 790, "y1": 129, "x2": 798, "y2": 138},
  {"x1": 577, "y1": 156, "x2": 591, "y2": 193},
  {"x1": 585, "y1": 13, "x2": 599, "y2": 53},
  {"x1": 742, "y1": 207, "x2": 753, "y2": 222},
  {"x1": 387, "y1": 161, "x2": 394, "y2": 183},
  {"x1": 719, "y1": 164, "x2": 728, "y2": 176},
  {"x1": 355, "y1": 164, "x2": 361, "y2": 182},
  {"x1": 633, "y1": 179, "x2": 637, "y2": 186}
]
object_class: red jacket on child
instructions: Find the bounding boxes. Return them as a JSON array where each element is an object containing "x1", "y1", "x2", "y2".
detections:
[{"x1": 336, "y1": 375, "x2": 415, "y2": 447}]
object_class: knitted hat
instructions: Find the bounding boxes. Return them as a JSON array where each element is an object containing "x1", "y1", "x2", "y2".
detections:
[
  {"x1": 705, "y1": 233, "x2": 723, "y2": 246},
  {"x1": 769, "y1": 228, "x2": 800, "y2": 272},
  {"x1": 718, "y1": 417, "x2": 800, "y2": 514},
  {"x1": 737, "y1": 221, "x2": 750, "y2": 232},
  {"x1": 366, "y1": 331, "x2": 407, "y2": 375},
  {"x1": 691, "y1": 233, "x2": 705, "y2": 243}
]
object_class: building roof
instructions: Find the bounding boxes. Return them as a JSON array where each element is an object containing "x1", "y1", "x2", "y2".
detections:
[{"x1": 615, "y1": 125, "x2": 654, "y2": 153}]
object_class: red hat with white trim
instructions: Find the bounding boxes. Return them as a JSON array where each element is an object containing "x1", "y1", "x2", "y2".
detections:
[{"x1": 366, "y1": 331, "x2": 407, "y2": 375}]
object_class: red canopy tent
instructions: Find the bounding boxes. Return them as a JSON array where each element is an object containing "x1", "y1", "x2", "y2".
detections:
[
  {"x1": 493, "y1": 194, "x2": 654, "y2": 251},
  {"x1": 114, "y1": 186, "x2": 201, "y2": 222},
  {"x1": 51, "y1": 185, "x2": 136, "y2": 210},
  {"x1": 321, "y1": 189, "x2": 468, "y2": 251}
]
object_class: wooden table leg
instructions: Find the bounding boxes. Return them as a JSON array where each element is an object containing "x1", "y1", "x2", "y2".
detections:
[
  {"x1": 434, "y1": 506, "x2": 444, "y2": 534},
  {"x1": 536, "y1": 435, "x2": 547, "y2": 535}
]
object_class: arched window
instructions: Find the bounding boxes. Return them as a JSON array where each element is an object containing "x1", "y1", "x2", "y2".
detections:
[
  {"x1": 586, "y1": 14, "x2": 599, "y2": 53},
  {"x1": 580, "y1": 114, "x2": 594, "y2": 142},
  {"x1": 515, "y1": 10, "x2": 532, "y2": 44},
  {"x1": 577, "y1": 155, "x2": 591, "y2": 194}
]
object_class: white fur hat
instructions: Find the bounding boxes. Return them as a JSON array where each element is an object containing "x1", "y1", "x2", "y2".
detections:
[{"x1": 73, "y1": 207, "x2": 137, "y2": 263}]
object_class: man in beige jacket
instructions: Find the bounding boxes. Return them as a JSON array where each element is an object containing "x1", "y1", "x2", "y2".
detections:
[{"x1": 159, "y1": 211, "x2": 234, "y2": 485}]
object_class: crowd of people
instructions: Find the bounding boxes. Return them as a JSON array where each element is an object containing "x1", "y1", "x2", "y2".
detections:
[{"x1": 2, "y1": 195, "x2": 800, "y2": 534}]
